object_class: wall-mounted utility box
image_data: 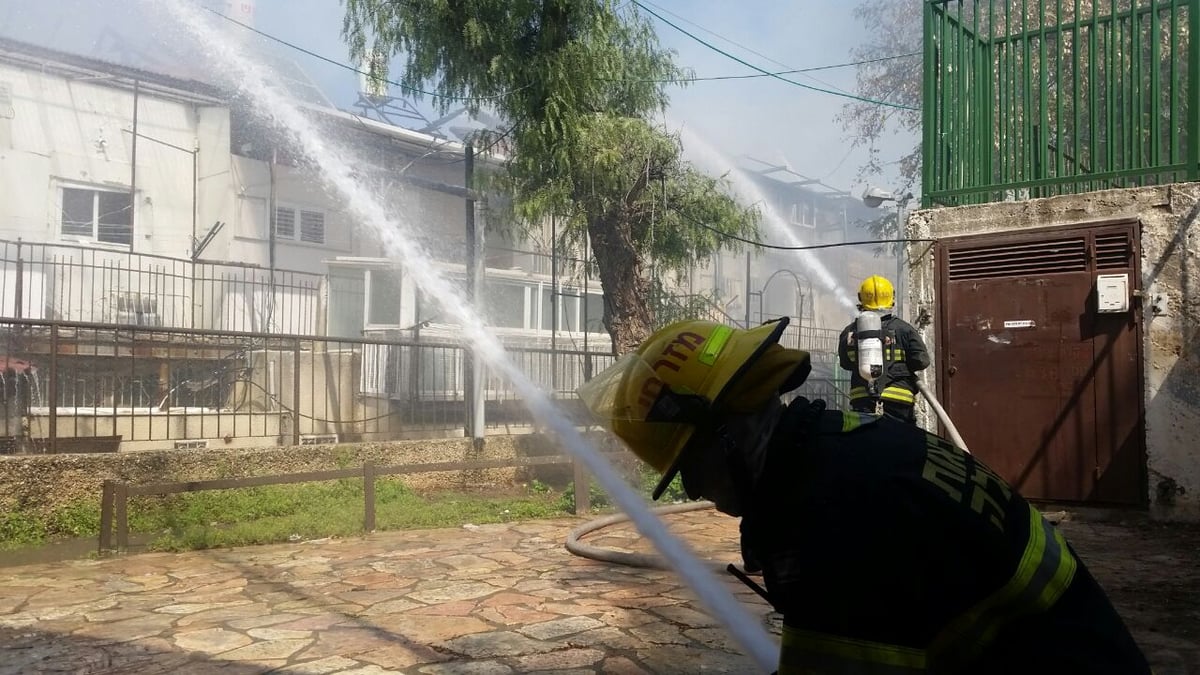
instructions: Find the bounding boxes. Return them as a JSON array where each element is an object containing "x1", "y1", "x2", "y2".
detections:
[{"x1": 1097, "y1": 273, "x2": 1130, "y2": 313}]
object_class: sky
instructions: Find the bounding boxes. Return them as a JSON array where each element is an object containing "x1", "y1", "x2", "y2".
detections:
[
  {"x1": 251, "y1": 0, "x2": 918, "y2": 196},
  {"x1": 0, "y1": 0, "x2": 918, "y2": 198}
]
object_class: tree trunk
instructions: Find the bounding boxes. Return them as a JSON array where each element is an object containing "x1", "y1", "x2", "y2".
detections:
[{"x1": 587, "y1": 212, "x2": 653, "y2": 355}]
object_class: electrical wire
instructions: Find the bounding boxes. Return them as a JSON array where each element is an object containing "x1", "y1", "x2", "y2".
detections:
[
  {"x1": 239, "y1": 376, "x2": 397, "y2": 424},
  {"x1": 632, "y1": 1, "x2": 919, "y2": 111},
  {"x1": 634, "y1": 0, "x2": 909, "y2": 91},
  {"x1": 202, "y1": 6, "x2": 535, "y2": 103},
  {"x1": 204, "y1": 5, "x2": 915, "y2": 95},
  {"x1": 685, "y1": 215, "x2": 934, "y2": 251}
]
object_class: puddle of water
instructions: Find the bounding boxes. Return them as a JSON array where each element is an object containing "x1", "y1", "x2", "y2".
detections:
[{"x1": 0, "y1": 536, "x2": 100, "y2": 568}]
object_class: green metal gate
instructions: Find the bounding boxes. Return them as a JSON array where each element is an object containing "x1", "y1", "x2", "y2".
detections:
[{"x1": 923, "y1": 0, "x2": 1199, "y2": 206}]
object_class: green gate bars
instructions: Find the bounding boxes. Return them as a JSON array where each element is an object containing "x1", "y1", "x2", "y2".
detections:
[{"x1": 923, "y1": 0, "x2": 1199, "y2": 206}]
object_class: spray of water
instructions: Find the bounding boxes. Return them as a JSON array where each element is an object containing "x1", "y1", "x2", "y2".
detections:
[
  {"x1": 155, "y1": 1, "x2": 778, "y2": 670},
  {"x1": 674, "y1": 125, "x2": 857, "y2": 311}
]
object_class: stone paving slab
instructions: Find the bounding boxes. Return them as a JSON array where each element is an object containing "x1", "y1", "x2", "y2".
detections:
[
  {"x1": 0, "y1": 510, "x2": 1196, "y2": 674},
  {"x1": 0, "y1": 512, "x2": 769, "y2": 674}
]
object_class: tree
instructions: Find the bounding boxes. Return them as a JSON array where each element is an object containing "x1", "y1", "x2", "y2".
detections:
[
  {"x1": 839, "y1": 0, "x2": 923, "y2": 195},
  {"x1": 343, "y1": 0, "x2": 758, "y2": 353}
]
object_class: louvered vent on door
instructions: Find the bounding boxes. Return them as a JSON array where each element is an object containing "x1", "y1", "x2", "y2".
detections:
[
  {"x1": 1095, "y1": 231, "x2": 1133, "y2": 270},
  {"x1": 947, "y1": 237, "x2": 1088, "y2": 281}
]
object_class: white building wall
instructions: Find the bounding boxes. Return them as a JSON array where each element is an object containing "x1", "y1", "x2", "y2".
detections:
[{"x1": 0, "y1": 62, "x2": 207, "y2": 255}]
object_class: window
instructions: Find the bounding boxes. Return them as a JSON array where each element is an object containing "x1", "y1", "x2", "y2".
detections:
[
  {"x1": 484, "y1": 282, "x2": 527, "y2": 329},
  {"x1": 327, "y1": 269, "x2": 365, "y2": 338},
  {"x1": 61, "y1": 187, "x2": 132, "y2": 245},
  {"x1": 366, "y1": 269, "x2": 402, "y2": 326},
  {"x1": 584, "y1": 292, "x2": 606, "y2": 334},
  {"x1": 273, "y1": 206, "x2": 325, "y2": 245},
  {"x1": 300, "y1": 210, "x2": 325, "y2": 244}
]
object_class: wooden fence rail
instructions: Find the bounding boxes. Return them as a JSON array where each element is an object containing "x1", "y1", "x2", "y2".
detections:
[{"x1": 99, "y1": 455, "x2": 603, "y2": 553}]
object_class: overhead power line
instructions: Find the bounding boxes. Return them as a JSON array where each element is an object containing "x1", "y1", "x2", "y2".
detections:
[
  {"x1": 631, "y1": 1, "x2": 920, "y2": 111},
  {"x1": 634, "y1": 0, "x2": 859, "y2": 95},
  {"x1": 203, "y1": 6, "x2": 532, "y2": 103},
  {"x1": 206, "y1": 6, "x2": 916, "y2": 98},
  {"x1": 685, "y1": 215, "x2": 934, "y2": 251},
  {"x1": 631, "y1": 52, "x2": 920, "y2": 84}
]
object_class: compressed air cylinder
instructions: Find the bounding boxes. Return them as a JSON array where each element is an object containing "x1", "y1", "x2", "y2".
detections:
[{"x1": 855, "y1": 310, "x2": 884, "y2": 382}]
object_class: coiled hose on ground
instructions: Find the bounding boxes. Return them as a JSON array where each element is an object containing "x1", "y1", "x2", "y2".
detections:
[{"x1": 565, "y1": 501, "x2": 724, "y2": 571}]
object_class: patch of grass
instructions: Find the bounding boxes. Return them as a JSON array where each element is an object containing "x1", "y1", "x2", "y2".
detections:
[
  {"x1": 133, "y1": 478, "x2": 571, "y2": 552},
  {"x1": 0, "y1": 511, "x2": 45, "y2": 549},
  {"x1": 2, "y1": 465, "x2": 693, "y2": 554},
  {"x1": 554, "y1": 466, "x2": 694, "y2": 514}
]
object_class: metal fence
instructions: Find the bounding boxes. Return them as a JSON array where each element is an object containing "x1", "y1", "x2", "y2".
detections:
[
  {"x1": 0, "y1": 240, "x2": 323, "y2": 334},
  {"x1": 924, "y1": 0, "x2": 1198, "y2": 206},
  {"x1": 0, "y1": 318, "x2": 849, "y2": 453}
]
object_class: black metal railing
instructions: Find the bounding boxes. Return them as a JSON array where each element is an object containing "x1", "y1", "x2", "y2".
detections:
[{"x1": 0, "y1": 240, "x2": 323, "y2": 334}]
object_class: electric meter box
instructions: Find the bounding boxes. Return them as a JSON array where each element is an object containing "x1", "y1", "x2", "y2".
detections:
[{"x1": 1096, "y1": 273, "x2": 1130, "y2": 313}]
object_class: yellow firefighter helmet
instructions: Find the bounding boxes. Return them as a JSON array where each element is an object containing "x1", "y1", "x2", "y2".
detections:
[
  {"x1": 578, "y1": 317, "x2": 810, "y2": 499},
  {"x1": 858, "y1": 275, "x2": 895, "y2": 310}
]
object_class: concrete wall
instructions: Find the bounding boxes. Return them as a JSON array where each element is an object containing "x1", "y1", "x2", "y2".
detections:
[
  {"x1": 0, "y1": 432, "x2": 633, "y2": 518},
  {"x1": 907, "y1": 183, "x2": 1200, "y2": 520}
]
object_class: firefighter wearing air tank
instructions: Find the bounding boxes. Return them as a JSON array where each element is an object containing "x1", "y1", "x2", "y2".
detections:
[
  {"x1": 579, "y1": 317, "x2": 1150, "y2": 674},
  {"x1": 839, "y1": 275, "x2": 930, "y2": 423}
]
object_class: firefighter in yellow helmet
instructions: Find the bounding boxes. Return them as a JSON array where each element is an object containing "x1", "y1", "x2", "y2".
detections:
[
  {"x1": 839, "y1": 275, "x2": 930, "y2": 423},
  {"x1": 580, "y1": 317, "x2": 1149, "y2": 674}
]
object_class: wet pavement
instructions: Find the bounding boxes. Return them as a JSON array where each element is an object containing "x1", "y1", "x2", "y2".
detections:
[{"x1": 0, "y1": 509, "x2": 1196, "y2": 674}]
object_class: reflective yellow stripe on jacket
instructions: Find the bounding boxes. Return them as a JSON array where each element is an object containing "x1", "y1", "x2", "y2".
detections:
[
  {"x1": 777, "y1": 508, "x2": 1077, "y2": 673},
  {"x1": 928, "y1": 508, "x2": 1078, "y2": 668},
  {"x1": 846, "y1": 348, "x2": 907, "y2": 362},
  {"x1": 779, "y1": 626, "x2": 926, "y2": 674},
  {"x1": 849, "y1": 386, "x2": 915, "y2": 405}
]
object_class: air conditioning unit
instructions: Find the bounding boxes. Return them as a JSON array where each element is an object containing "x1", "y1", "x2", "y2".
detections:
[{"x1": 115, "y1": 293, "x2": 162, "y2": 326}]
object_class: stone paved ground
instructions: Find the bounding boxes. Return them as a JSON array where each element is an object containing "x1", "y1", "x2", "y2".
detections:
[{"x1": 0, "y1": 509, "x2": 1196, "y2": 674}]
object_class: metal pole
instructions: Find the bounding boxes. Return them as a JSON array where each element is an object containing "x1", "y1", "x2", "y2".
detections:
[
  {"x1": 130, "y1": 80, "x2": 139, "y2": 246},
  {"x1": 191, "y1": 147, "x2": 198, "y2": 329},
  {"x1": 551, "y1": 214, "x2": 558, "y2": 394},
  {"x1": 267, "y1": 148, "x2": 277, "y2": 332},
  {"x1": 578, "y1": 235, "x2": 583, "y2": 372},
  {"x1": 292, "y1": 337, "x2": 301, "y2": 446},
  {"x1": 895, "y1": 202, "x2": 904, "y2": 320},
  {"x1": 463, "y1": 144, "x2": 484, "y2": 445},
  {"x1": 744, "y1": 251, "x2": 752, "y2": 328}
]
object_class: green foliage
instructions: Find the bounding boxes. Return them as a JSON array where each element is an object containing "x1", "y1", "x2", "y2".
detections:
[
  {"x1": 839, "y1": 0, "x2": 923, "y2": 195},
  {"x1": 556, "y1": 479, "x2": 614, "y2": 513},
  {"x1": 641, "y1": 466, "x2": 690, "y2": 503},
  {"x1": 342, "y1": 0, "x2": 759, "y2": 347},
  {"x1": 0, "y1": 510, "x2": 44, "y2": 547},
  {"x1": 46, "y1": 500, "x2": 102, "y2": 538}
]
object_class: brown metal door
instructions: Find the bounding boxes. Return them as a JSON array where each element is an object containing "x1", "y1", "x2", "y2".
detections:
[{"x1": 938, "y1": 223, "x2": 1144, "y2": 505}]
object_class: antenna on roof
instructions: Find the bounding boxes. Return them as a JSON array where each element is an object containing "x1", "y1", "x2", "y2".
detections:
[{"x1": 351, "y1": 46, "x2": 431, "y2": 128}]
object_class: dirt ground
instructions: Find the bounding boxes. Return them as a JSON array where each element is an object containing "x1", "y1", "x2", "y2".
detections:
[{"x1": 1052, "y1": 516, "x2": 1200, "y2": 673}]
